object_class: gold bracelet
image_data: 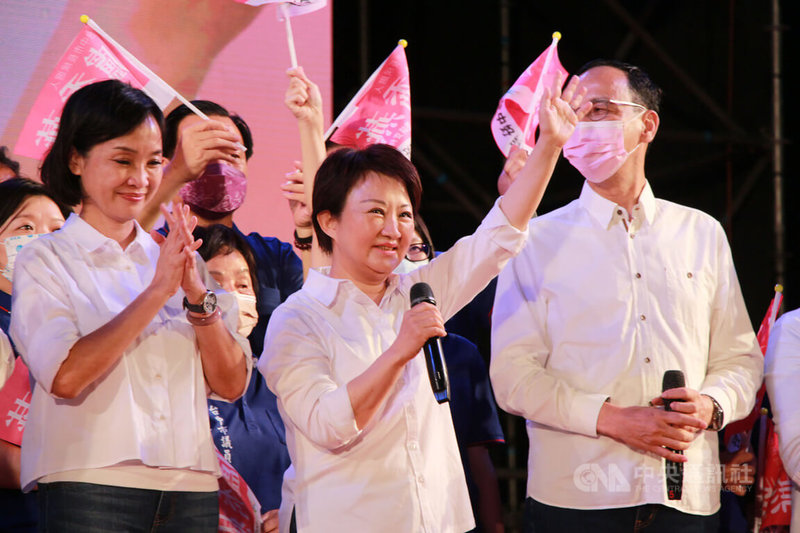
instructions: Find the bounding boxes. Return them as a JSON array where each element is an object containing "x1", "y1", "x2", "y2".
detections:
[{"x1": 186, "y1": 308, "x2": 221, "y2": 326}]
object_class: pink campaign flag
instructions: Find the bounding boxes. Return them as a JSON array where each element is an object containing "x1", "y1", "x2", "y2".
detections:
[
  {"x1": 216, "y1": 447, "x2": 263, "y2": 533},
  {"x1": 15, "y1": 19, "x2": 174, "y2": 161},
  {"x1": 491, "y1": 32, "x2": 568, "y2": 157},
  {"x1": 327, "y1": 41, "x2": 411, "y2": 158},
  {"x1": 0, "y1": 358, "x2": 31, "y2": 447}
]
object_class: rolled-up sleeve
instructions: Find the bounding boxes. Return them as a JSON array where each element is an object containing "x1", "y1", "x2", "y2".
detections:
[
  {"x1": 699, "y1": 225, "x2": 762, "y2": 426},
  {"x1": 259, "y1": 305, "x2": 360, "y2": 451},
  {"x1": 10, "y1": 244, "x2": 80, "y2": 396}
]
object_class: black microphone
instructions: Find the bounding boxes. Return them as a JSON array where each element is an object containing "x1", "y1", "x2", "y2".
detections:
[
  {"x1": 662, "y1": 369, "x2": 685, "y2": 500},
  {"x1": 409, "y1": 282, "x2": 450, "y2": 404}
]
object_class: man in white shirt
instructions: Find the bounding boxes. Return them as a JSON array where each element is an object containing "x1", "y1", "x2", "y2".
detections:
[{"x1": 490, "y1": 59, "x2": 763, "y2": 532}]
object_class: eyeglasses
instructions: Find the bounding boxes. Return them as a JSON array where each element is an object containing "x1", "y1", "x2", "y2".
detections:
[
  {"x1": 585, "y1": 99, "x2": 647, "y2": 121},
  {"x1": 406, "y1": 242, "x2": 431, "y2": 262}
]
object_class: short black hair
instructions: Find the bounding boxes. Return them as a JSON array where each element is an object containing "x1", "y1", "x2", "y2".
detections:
[
  {"x1": 40, "y1": 80, "x2": 165, "y2": 207},
  {"x1": 0, "y1": 146, "x2": 21, "y2": 176},
  {"x1": 576, "y1": 59, "x2": 663, "y2": 113},
  {"x1": 163, "y1": 100, "x2": 253, "y2": 161},
  {"x1": 312, "y1": 144, "x2": 422, "y2": 254},
  {"x1": 194, "y1": 224, "x2": 258, "y2": 294},
  {"x1": 0, "y1": 177, "x2": 72, "y2": 229}
]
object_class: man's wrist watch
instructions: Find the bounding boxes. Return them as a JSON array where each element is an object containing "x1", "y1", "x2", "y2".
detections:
[
  {"x1": 183, "y1": 290, "x2": 217, "y2": 315},
  {"x1": 703, "y1": 394, "x2": 724, "y2": 431}
]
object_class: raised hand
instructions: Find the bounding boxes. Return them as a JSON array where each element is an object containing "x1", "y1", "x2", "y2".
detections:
[
  {"x1": 280, "y1": 160, "x2": 312, "y2": 229},
  {"x1": 285, "y1": 66, "x2": 324, "y2": 130},
  {"x1": 167, "y1": 118, "x2": 244, "y2": 182},
  {"x1": 538, "y1": 73, "x2": 591, "y2": 147}
]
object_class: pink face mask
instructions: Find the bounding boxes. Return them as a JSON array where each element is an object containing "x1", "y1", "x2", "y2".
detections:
[
  {"x1": 563, "y1": 118, "x2": 642, "y2": 183},
  {"x1": 179, "y1": 162, "x2": 247, "y2": 214}
]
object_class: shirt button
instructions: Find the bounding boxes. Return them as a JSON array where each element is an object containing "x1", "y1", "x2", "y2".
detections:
[
  {"x1": 635, "y1": 273, "x2": 642, "y2": 279},
  {"x1": 417, "y1": 475, "x2": 425, "y2": 484},
  {"x1": 687, "y1": 272, "x2": 693, "y2": 278},
  {"x1": 630, "y1": 234, "x2": 635, "y2": 239},
  {"x1": 154, "y1": 374, "x2": 162, "y2": 380},
  {"x1": 409, "y1": 442, "x2": 418, "y2": 450},
  {"x1": 640, "y1": 314, "x2": 646, "y2": 321},
  {"x1": 616, "y1": 209, "x2": 623, "y2": 216},
  {"x1": 644, "y1": 357, "x2": 651, "y2": 363}
]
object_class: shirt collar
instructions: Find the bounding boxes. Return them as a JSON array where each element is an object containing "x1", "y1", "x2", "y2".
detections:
[
  {"x1": 61, "y1": 212, "x2": 151, "y2": 255},
  {"x1": 578, "y1": 180, "x2": 656, "y2": 228},
  {"x1": 304, "y1": 267, "x2": 402, "y2": 308}
]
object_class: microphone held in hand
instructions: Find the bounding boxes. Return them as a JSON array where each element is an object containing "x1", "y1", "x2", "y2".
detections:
[
  {"x1": 409, "y1": 282, "x2": 450, "y2": 404},
  {"x1": 662, "y1": 369, "x2": 685, "y2": 500}
]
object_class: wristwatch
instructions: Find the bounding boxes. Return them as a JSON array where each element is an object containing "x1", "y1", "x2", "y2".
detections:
[
  {"x1": 703, "y1": 394, "x2": 724, "y2": 431},
  {"x1": 183, "y1": 290, "x2": 217, "y2": 315}
]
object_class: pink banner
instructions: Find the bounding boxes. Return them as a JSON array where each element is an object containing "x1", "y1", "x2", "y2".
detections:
[
  {"x1": 491, "y1": 37, "x2": 568, "y2": 157},
  {"x1": 232, "y1": 0, "x2": 327, "y2": 18},
  {"x1": 330, "y1": 44, "x2": 411, "y2": 158},
  {"x1": 0, "y1": 358, "x2": 31, "y2": 447},
  {"x1": 217, "y1": 447, "x2": 262, "y2": 533},
  {"x1": 14, "y1": 24, "x2": 167, "y2": 161}
]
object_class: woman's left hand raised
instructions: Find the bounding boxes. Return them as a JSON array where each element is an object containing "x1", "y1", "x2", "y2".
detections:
[
  {"x1": 150, "y1": 203, "x2": 205, "y2": 300},
  {"x1": 538, "y1": 73, "x2": 592, "y2": 147}
]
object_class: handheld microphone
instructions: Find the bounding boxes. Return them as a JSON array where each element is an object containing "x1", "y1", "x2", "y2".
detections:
[
  {"x1": 409, "y1": 282, "x2": 450, "y2": 404},
  {"x1": 662, "y1": 370, "x2": 685, "y2": 500}
]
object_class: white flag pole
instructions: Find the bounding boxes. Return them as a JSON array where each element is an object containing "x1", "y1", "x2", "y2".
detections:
[
  {"x1": 281, "y1": 4, "x2": 299, "y2": 69},
  {"x1": 324, "y1": 39, "x2": 407, "y2": 141},
  {"x1": 82, "y1": 15, "x2": 209, "y2": 120}
]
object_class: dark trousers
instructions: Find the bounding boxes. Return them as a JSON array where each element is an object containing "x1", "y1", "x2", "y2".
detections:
[
  {"x1": 37, "y1": 482, "x2": 218, "y2": 533},
  {"x1": 523, "y1": 497, "x2": 720, "y2": 533}
]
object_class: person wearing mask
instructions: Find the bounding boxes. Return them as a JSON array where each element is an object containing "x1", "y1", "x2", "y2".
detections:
[
  {"x1": 11, "y1": 80, "x2": 250, "y2": 530},
  {"x1": 141, "y1": 101, "x2": 305, "y2": 358},
  {"x1": 490, "y1": 59, "x2": 762, "y2": 531},
  {"x1": 195, "y1": 223, "x2": 289, "y2": 533},
  {"x1": 259, "y1": 72, "x2": 587, "y2": 533},
  {"x1": 0, "y1": 177, "x2": 70, "y2": 532}
]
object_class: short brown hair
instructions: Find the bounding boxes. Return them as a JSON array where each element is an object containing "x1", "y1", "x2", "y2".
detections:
[{"x1": 312, "y1": 144, "x2": 422, "y2": 254}]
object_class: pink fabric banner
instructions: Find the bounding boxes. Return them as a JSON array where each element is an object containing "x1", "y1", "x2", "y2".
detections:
[
  {"x1": 0, "y1": 358, "x2": 31, "y2": 447},
  {"x1": 329, "y1": 44, "x2": 411, "y2": 158},
  {"x1": 217, "y1": 447, "x2": 263, "y2": 533},
  {"x1": 14, "y1": 24, "x2": 171, "y2": 161},
  {"x1": 491, "y1": 36, "x2": 568, "y2": 157}
]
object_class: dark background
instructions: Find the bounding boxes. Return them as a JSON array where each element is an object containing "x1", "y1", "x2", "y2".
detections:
[
  {"x1": 332, "y1": 2, "x2": 796, "y2": 530},
  {"x1": 333, "y1": 0, "x2": 798, "y2": 318}
]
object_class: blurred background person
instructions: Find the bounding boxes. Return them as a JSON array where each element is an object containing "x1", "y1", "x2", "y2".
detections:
[
  {"x1": 196, "y1": 223, "x2": 289, "y2": 533},
  {"x1": 0, "y1": 177, "x2": 70, "y2": 532}
]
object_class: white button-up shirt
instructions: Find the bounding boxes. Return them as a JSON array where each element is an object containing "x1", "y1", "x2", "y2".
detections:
[
  {"x1": 764, "y1": 309, "x2": 800, "y2": 530},
  {"x1": 491, "y1": 181, "x2": 762, "y2": 515},
  {"x1": 259, "y1": 201, "x2": 526, "y2": 533},
  {"x1": 10, "y1": 214, "x2": 251, "y2": 492}
]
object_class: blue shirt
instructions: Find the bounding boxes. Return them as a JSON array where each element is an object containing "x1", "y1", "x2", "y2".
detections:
[
  {"x1": 442, "y1": 333, "x2": 504, "y2": 532},
  {"x1": 209, "y1": 365, "x2": 291, "y2": 511}
]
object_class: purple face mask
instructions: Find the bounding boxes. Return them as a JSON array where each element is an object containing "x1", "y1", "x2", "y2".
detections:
[{"x1": 179, "y1": 162, "x2": 247, "y2": 214}]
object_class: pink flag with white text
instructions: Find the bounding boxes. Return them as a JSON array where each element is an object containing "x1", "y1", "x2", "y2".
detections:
[
  {"x1": 329, "y1": 44, "x2": 411, "y2": 158},
  {"x1": 14, "y1": 24, "x2": 173, "y2": 161},
  {"x1": 0, "y1": 358, "x2": 31, "y2": 447},
  {"x1": 491, "y1": 34, "x2": 568, "y2": 157}
]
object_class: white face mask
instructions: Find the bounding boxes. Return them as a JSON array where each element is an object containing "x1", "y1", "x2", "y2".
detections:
[
  {"x1": 393, "y1": 257, "x2": 430, "y2": 275},
  {"x1": 234, "y1": 291, "x2": 258, "y2": 338},
  {"x1": 1, "y1": 233, "x2": 43, "y2": 283}
]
